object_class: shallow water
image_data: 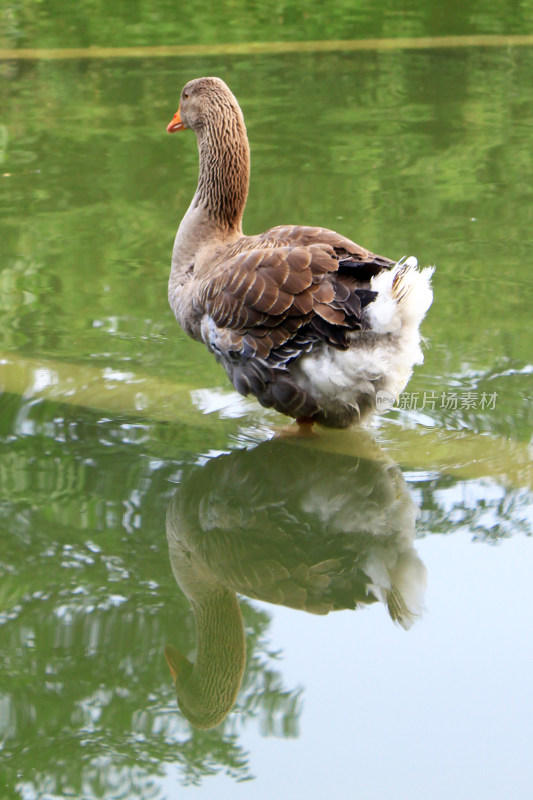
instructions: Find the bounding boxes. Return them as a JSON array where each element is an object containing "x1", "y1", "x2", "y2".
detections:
[{"x1": 1, "y1": 3, "x2": 532, "y2": 799}]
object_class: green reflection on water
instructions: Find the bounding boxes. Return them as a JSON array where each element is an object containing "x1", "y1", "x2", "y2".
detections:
[
  {"x1": 0, "y1": 395, "x2": 304, "y2": 793},
  {"x1": 1, "y1": 1, "x2": 533, "y2": 796},
  {"x1": 0, "y1": 393, "x2": 530, "y2": 796},
  {"x1": 2, "y1": 0, "x2": 533, "y2": 49}
]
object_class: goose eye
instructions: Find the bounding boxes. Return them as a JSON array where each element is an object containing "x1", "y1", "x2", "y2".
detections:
[{"x1": 183, "y1": 92, "x2": 189, "y2": 100}]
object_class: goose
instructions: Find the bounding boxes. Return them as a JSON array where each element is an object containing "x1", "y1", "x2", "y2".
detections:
[
  {"x1": 167, "y1": 77, "x2": 433, "y2": 428},
  {"x1": 165, "y1": 437, "x2": 427, "y2": 728}
]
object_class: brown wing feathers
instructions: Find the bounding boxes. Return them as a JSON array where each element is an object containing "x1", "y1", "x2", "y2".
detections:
[
  {"x1": 197, "y1": 230, "x2": 391, "y2": 417},
  {"x1": 201, "y1": 235, "x2": 384, "y2": 361}
]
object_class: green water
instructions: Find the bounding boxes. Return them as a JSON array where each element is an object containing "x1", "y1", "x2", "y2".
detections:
[{"x1": 1, "y1": 2, "x2": 532, "y2": 798}]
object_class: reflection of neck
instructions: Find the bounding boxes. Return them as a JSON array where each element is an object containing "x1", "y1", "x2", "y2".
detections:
[{"x1": 179, "y1": 586, "x2": 246, "y2": 729}]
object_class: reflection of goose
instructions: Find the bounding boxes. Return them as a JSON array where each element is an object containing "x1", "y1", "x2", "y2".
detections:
[
  {"x1": 167, "y1": 77, "x2": 433, "y2": 428},
  {"x1": 165, "y1": 436, "x2": 426, "y2": 728}
]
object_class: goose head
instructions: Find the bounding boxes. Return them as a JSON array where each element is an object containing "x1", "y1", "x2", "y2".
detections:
[
  {"x1": 167, "y1": 76, "x2": 243, "y2": 135},
  {"x1": 164, "y1": 639, "x2": 242, "y2": 730}
]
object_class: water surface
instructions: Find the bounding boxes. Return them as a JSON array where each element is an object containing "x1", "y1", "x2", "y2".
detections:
[{"x1": 1, "y1": 3, "x2": 532, "y2": 798}]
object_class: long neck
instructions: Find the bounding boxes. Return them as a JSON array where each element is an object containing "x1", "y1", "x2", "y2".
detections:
[
  {"x1": 195, "y1": 109, "x2": 250, "y2": 231},
  {"x1": 171, "y1": 108, "x2": 250, "y2": 275},
  {"x1": 179, "y1": 588, "x2": 246, "y2": 729}
]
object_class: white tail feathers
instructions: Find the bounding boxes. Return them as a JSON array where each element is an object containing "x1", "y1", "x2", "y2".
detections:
[
  {"x1": 367, "y1": 258, "x2": 434, "y2": 334},
  {"x1": 290, "y1": 255, "x2": 434, "y2": 427}
]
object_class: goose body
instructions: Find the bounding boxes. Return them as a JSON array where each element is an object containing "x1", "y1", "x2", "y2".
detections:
[{"x1": 167, "y1": 77, "x2": 433, "y2": 427}]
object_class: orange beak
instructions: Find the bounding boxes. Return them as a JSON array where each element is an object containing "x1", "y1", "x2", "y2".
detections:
[
  {"x1": 164, "y1": 644, "x2": 190, "y2": 681},
  {"x1": 167, "y1": 107, "x2": 186, "y2": 133}
]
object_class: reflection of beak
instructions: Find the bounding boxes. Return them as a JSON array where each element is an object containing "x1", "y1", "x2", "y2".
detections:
[
  {"x1": 164, "y1": 644, "x2": 190, "y2": 681},
  {"x1": 166, "y1": 107, "x2": 186, "y2": 133}
]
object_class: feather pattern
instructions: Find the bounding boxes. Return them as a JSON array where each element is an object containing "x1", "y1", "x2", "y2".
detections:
[{"x1": 168, "y1": 77, "x2": 433, "y2": 427}]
